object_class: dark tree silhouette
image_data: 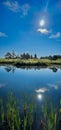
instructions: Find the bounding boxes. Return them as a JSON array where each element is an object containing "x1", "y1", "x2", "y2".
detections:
[
  {"x1": 12, "y1": 51, "x2": 16, "y2": 59},
  {"x1": 5, "y1": 52, "x2": 12, "y2": 59},
  {"x1": 30, "y1": 55, "x2": 33, "y2": 59},
  {"x1": 34, "y1": 54, "x2": 37, "y2": 59},
  {"x1": 20, "y1": 53, "x2": 30, "y2": 59}
]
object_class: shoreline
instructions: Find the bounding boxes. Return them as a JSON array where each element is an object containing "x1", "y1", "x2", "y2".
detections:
[
  {"x1": 0, "y1": 58, "x2": 61, "y2": 67},
  {"x1": 0, "y1": 59, "x2": 61, "y2": 72}
]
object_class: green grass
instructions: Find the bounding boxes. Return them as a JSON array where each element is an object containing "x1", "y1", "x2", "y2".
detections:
[{"x1": 0, "y1": 58, "x2": 61, "y2": 67}]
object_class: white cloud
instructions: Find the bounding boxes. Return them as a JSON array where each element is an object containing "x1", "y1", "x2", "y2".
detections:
[
  {"x1": 0, "y1": 32, "x2": 8, "y2": 37},
  {"x1": 21, "y1": 4, "x2": 30, "y2": 16},
  {"x1": 37, "y1": 28, "x2": 50, "y2": 35},
  {"x1": 3, "y1": 0, "x2": 20, "y2": 12},
  {"x1": 49, "y1": 32, "x2": 61, "y2": 39},
  {"x1": 3, "y1": 1, "x2": 30, "y2": 16}
]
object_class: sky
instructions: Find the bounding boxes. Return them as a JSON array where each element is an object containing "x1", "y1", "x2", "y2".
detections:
[{"x1": 0, "y1": 0, "x2": 61, "y2": 57}]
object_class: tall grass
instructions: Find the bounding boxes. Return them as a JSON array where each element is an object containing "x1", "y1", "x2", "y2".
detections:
[
  {"x1": 0, "y1": 93, "x2": 61, "y2": 130},
  {"x1": 0, "y1": 98, "x2": 4, "y2": 124}
]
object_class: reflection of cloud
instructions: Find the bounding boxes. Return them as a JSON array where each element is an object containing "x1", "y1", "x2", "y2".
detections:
[
  {"x1": 0, "y1": 83, "x2": 6, "y2": 88},
  {"x1": 57, "y1": 81, "x2": 61, "y2": 85},
  {"x1": 48, "y1": 83, "x2": 58, "y2": 90},
  {"x1": 35, "y1": 87, "x2": 48, "y2": 93},
  {"x1": 56, "y1": 81, "x2": 61, "y2": 88},
  {"x1": 35, "y1": 88, "x2": 48, "y2": 101}
]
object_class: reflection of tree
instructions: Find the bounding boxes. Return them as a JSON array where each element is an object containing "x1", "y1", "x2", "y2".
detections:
[
  {"x1": 51, "y1": 67, "x2": 58, "y2": 72},
  {"x1": 12, "y1": 66, "x2": 16, "y2": 73},
  {"x1": 5, "y1": 66, "x2": 11, "y2": 72},
  {"x1": 4, "y1": 66, "x2": 16, "y2": 73}
]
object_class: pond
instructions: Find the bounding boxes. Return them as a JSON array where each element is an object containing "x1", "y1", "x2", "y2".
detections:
[
  {"x1": 0, "y1": 65, "x2": 61, "y2": 105},
  {"x1": 0, "y1": 65, "x2": 61, "y2": 130}
]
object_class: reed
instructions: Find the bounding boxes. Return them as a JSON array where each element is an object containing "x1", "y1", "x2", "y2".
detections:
[
  {"x1": 0, "y1": 98, "x2": 4, "y2": 124},
  {"x1": 0, "y1": 92, "x2": 61, "y2": 130}
]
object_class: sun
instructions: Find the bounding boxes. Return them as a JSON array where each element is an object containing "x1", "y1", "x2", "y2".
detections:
[{"x1": 40, "y1": 19, "x2": 45, "y2": 26}]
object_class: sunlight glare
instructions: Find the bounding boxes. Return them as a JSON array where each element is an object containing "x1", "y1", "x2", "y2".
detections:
[
  {"x1": 40, "y1": 19, "x2": 45, "y2": 26},
  {"x1": 37, "y1": 94, "x2": 42, "y2": 100}
]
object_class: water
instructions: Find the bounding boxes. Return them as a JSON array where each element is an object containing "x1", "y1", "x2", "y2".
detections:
[{"x1": 0, "y1": 65, "x2": 61, "y2": 106}]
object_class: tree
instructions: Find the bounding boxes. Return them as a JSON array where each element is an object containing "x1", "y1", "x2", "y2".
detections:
[
  {"x1": 30, "y1": 55, "x2": 33, "y2": 59},
  {"x1": 20, "y1": 53, "x2": 30, "y2": 59},
  {"x1": 48, "y1": 56, "x2": 53, "y2": 60},
  {"x1": 34, "y1": 54, "x2": 37, "y2": 59},
  {"x1": 25, "y1": 53, "x2": 30, "y2": 59},
  {"x1": 20, "y1": 53, "x2": 26, "y2": 59},
  {"x1": 52, "y1": 55, "x2": 58, "y2": 60},
  {"x1": 12, "y1": 51, "x2": 16, "y2": 59},
  {"x1": 5, "y1": 52, "x2": 12, "y2": 59},
  {"x1": 16, "y1": 54, "x2": 20, "y2": 59}
]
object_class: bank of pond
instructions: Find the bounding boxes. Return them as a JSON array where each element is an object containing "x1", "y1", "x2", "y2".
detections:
[
  {"x1": 0, "y1": 58, "x2": 61, "y2": 67},
  {"x1": 0, "y1": 92, "x2": 61, "y2": 130}
]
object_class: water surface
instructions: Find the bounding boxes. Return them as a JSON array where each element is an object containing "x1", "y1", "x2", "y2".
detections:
[{"x1": 0, "y1": 65, "x2": 61, "y2": 106}]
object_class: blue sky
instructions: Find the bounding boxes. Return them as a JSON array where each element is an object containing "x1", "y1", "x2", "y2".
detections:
[{"x1": 0, "y1": 0, "x2": 61, "y2": 57}]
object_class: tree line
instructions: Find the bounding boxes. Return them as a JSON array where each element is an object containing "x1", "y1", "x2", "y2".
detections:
[
  {"x1": 5, "y1": 51, "x2": 37, "y2": 59},
  {"x1": 5, "y1": 51, "x2": 61, "y2": 60},
  {"x1": 40, "y1": 55, "x2": 61, "y2": 60}
]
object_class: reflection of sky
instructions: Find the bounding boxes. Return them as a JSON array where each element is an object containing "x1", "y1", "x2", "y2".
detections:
[
  {"x1": 35, "y1": 87, "x2": 48, "y2": 101},
  {"x1": 0, "y1": 83, "x2": 6, "y2": 88},
  {"x1": 0, "y1": 66, "x2": 61, "y2": 105}
]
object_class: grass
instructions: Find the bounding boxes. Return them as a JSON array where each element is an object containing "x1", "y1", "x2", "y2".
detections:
[
  {"x1": 0, "y1": 92, "x2": 61, "y2": 130},
  {"x1": 0, "y1": 58, "x2": 61, "y2": 67}
]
